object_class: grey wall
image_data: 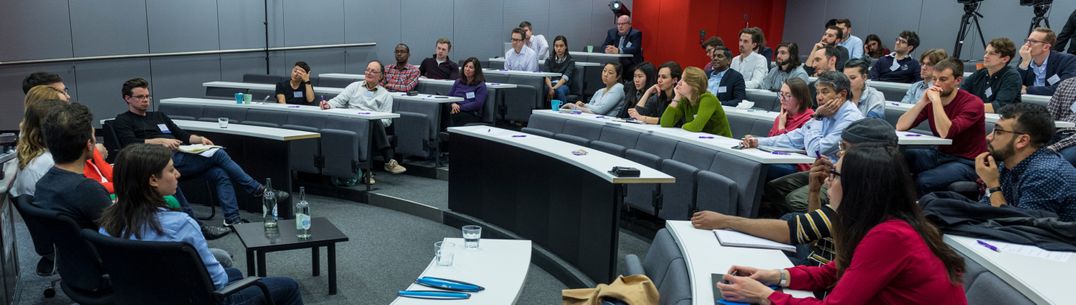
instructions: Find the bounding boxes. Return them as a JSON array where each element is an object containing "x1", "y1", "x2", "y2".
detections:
[
  {"x1": 0, "y1": 0, "x2": 629, "y2": 130},
  {"x1": 783, "y1": 0, "x2": 1076, "y2": 61}
]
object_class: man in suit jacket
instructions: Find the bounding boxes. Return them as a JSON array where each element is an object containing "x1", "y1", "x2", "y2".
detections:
[
  {"x1": 1019, "y1": 27, "x2": 1076, "y2": 96},
  {"x1": 707, "y1": 47, "x2": 747, "y2": 107},
  {"x1": 602, "y1": 14, "x2": 643, "y2": 73}
]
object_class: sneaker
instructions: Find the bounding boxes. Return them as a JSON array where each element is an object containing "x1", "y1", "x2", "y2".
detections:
[
  {"x1": 362, "y1": 171, "x2": 376, "y2": 185},
  {"x1": 223, "y1": 217, "x2": 250, "y2": 227},
  {"x1": 36, "y1": 256, "x2": 55, "y2": 276},
  {"x1": 384, "y1": 159, "x2": 407, "y2": 174},
  {"x1": 200, "y1": 222, "x2": 232, "y2": 240}
]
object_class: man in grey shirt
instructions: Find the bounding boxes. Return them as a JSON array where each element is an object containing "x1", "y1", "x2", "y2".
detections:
[{"x1": 761, "y1": 42, "x2": 809, "y2": 91}]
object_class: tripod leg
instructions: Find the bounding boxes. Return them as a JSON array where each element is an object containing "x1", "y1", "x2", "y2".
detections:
[
  {"x1": 954, "y1": 13, "x2": 973, "y2": 59},
  {"x1": 973, "y1": 16, "x2": 986, "y2": 53}
]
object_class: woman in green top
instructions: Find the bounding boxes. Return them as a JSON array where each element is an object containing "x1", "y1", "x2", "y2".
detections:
[{"x1": 659, "y1": 66, "x2": 732, "y2": 137}]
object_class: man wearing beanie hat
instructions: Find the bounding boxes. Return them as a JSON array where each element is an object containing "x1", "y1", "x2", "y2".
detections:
[{"x1": 692, "y1": 118, "x2": 896, "y2": 266}]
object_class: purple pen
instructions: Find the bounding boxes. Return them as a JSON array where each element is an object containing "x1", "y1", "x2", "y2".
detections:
[
  {"x1": 699, "y1": 136, "x2": 715, "y2": 139},
  {"x1": 771, "y1": 151, "x2": 790, "y2": 155},
  {"x1": 512, "y1": 135, "x2": 526, "y2": 138},
  {"x1": 905, "y1": 133, "x2": 921, "y2": 137},
  {"x1": 976, "y1": 240, "x2": 1000, "y2": 252},
  {"x1": 358, "y1": 111, "x2": 371, "y2": 115}
]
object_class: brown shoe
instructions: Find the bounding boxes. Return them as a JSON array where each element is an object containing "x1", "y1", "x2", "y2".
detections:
[{"x1": 384, "y1": 159, "x2": 407, "y2": 174}]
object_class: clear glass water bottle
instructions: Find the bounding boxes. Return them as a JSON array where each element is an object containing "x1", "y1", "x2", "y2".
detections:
[
  {"x1": 295, "y1": 187, "x2": 311, "y2": 239},
  {"x1": 262, "y1": 178, "x2": 278, "y2": 228}
]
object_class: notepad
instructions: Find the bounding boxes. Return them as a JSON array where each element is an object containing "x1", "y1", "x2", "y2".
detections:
[
  {"x1": 757, "y1": 146, "x2": 807, "y2": 155},
  {"x1": 713, "y1": 229, "x2": 797, "y2": 252},
  {"x1": 178, "y1": 144, "x2": 224, "y2": 157}
]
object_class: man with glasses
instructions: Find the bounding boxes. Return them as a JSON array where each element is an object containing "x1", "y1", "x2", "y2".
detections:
[
  {"x1": 504, "y1": 27, "x2": 538, "y2": 72},
  {"x1": 602, "y1": 14, "x2": 643, "y2": 73},
  {"x1": 321, "y1": 60, "x2": 408, "y2": 180},
  {"x1": 383, "y1": 43, "x2": 420, "y2": 92},
  {"x1": 962, "y1": 38, "x2": 1022, "y2": 113},
  {"x1": 870, "y1": 31, "x2": 921, "y2": 83},
  {"x1": 1018, "y1": 27, "x2": 1076, "y2": 96},
  {"x1": 897, "y1": 59, "x2": 986, "y2": 195},
  {"x1": 112, "y1": 78, "x2": 285, "y2": 236},
  {"x1": 21, "y1": 72, "x2": 70, "y2": 98},
  {"x1": 974, "y1": 103, "x2": 1076, "y2": 221},
  {"x1": 740, "y1": 71, "x2": 864, "y2": 215},
  {"x1": 692, "y1": 118, "x2": 897, "y2": 266},
  {"x1": 901, "y1": 49, "x2": 948, "y2": 104}
]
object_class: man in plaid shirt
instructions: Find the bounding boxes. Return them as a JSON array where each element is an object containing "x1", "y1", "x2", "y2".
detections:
[
  {"x1": 383, "y1": 43, "x2": 420, "y2": 92},
  {"x1": 1047, "y1": 77, "x2": 1076, "y2": 166}
]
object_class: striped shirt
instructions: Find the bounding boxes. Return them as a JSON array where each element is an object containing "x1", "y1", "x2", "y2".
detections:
[{"x1": 787, "y1": 204, "x2": 837, "y2": 266}]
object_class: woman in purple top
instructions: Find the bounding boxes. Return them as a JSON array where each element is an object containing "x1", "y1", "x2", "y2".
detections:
[{"x1": 447, "y1": 57, "x2": 488, "y2": 126}]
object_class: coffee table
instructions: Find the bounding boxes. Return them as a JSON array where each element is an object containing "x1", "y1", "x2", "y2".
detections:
[{"x1": 232, "y1": 217, "x2": 349, "y2": 294}]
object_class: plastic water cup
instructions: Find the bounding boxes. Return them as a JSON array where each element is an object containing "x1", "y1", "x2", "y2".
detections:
[
  {"x1": 234, "y1": 92, "x2": 244, "y2": 104},
  {"x1": 435, "y1": 241, "x2": 454, "y2": 266},
  {"x1": 243, "y1": 93, "x2": 253, "y2": 104},
  {"x1": 586, "y1": 45, "x2": 594, "y2": 53},
  {"x1": 551, "y1": 99, "x2": 563, "y2": 110},
  {"x1": 218, "y1": 117, "x2": 229, "y2": 128},
  {"x1": 462, "y1": 225, "x2": 481, "y2": 249}
]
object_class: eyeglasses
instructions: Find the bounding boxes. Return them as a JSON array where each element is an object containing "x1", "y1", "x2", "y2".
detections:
[
  {"x1": 131, "y1": 95, "x2": 151, "y2": 100},
  {"x1": 511, "y1": 38, "x2": 523, "y2": 42},
  {"x1": 828, "y1": 169, "x2": 841, "y2": 180},
  {"x1": 895, "y1": 38, "x2": 908, "y2": 44},
  {"x1": 992, "y1": 126, "x2": 1026, "y2": 136},
  {"x1": 1024, "y1": 39, "x2": 1047, "y2": 45},
  {"x1": 778, "y1": 92, "x2": 794, "y2": 100}
]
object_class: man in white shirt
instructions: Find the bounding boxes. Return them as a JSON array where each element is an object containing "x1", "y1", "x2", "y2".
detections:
[
  {"x1": 731, "y1": 27, "x2": 768, "y2": 89},
  {"x1": 835, "y1": 19, "x2": 864, "y2": 60},
  {"x1": 320, "y1": 60, "x2": 407, "y2": 179},
  {"x1": 505, "y1": 28, "x2": 539, "y2": 72},
  {"x1": 519, "y1": 21, "x2": 549, "y2": 60}
]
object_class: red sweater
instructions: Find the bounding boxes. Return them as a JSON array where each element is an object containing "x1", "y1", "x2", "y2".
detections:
[
  {"x1": 912, "y1": 89, "x2": 987, "y2": 159},
  {"x1": 83, "y1": 149, "x2": 114, "y2": 194},
  {"x1": 767, "y1": 220, "x2": 967, "y2": 305}
]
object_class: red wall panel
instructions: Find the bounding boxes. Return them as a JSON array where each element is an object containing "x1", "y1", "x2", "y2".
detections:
[{"x1": 634, "y1": 0, "x2": 786, "y2": 70}]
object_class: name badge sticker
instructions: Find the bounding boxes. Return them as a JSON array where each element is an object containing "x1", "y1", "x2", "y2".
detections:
[
  {"x1": 985, "y1": 87, "x2": 993, "y2": 98},
  {"x1": 157, "y1": 124, "x2": 171, "y2": 134},
  {"x1": 1048, "y1": 74, "x2": 1061, "y2": 86},
  {"x1": 466, "y1": 91, "x2": 476, "y2": 99},
  {"x1": 718, "y1": 86, "x2": 727, "y2": 93},
  {"x1": 293, "y1": 91, "x2": 303, "y2": 98}
]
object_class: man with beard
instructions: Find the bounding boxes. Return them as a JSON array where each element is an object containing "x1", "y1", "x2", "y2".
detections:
[
  {"x1": 897, "y1": 58, "x2": 987, "y2": 195},
  {"x1": 761, "y1": 42, "x2": 808, "y2": 91},
  {"x1": 974, "y1": 103, "x2": 1076, "y2": 221},
  {"x1": 803, "y1": 25, "x2": 849, "y2": 76}
]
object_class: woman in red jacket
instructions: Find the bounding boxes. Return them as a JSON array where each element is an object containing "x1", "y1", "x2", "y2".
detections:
[
  {"x1": 717, "y1": 144, "x2": 967, "y2": 305},
  {"x1": 767, "y1": 78, "x2": 814, "y2": 137}
]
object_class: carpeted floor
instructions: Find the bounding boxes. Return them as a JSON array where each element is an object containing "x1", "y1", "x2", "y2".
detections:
[{"x1": 14, "y1": 172, "x2": 651, "y2": 305}]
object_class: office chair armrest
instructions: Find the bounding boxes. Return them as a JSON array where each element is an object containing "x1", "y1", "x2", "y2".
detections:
[{"x1": 213, "y1": 276, "x2": 274, "y2": 304}]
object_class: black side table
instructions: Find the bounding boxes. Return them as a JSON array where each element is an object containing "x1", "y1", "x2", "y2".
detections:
[{"x1": 232, "y1": 217, "x2": 349, "y2": 294}]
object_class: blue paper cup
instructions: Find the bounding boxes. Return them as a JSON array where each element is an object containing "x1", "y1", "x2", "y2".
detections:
[
  {"x1": 234, "y1": 92, "x2": 244, "y2": 104},
  {"x1": 551, "y1": 99, "x2": 563, "y2": 110}
]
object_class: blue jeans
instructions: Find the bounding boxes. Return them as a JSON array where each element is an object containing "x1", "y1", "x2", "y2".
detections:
[
  {"x1": 224, "y1": 268, "x2": 303, "y2": 305},
  {"x1": 903, "y1": 148, "x2": 977, "y2": 195},
  {"x1": 172, "y1": 150, "x2": 262, "y2": 221},
  {"x1": 1058, "y1": 146, "x2": 1076, "y2": 168},
  {"x1": 549, "y1": 83, "x2": 569, "y2": 103}
]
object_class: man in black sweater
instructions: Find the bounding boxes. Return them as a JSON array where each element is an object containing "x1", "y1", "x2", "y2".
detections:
[{"x1": 111, "y1": 78, "x2": 288, "y2": 233}]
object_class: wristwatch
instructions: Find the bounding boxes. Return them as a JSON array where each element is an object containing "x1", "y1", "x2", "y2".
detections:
[{"x1": 778, "y1": 270, "x2": 789, "y2": 287}]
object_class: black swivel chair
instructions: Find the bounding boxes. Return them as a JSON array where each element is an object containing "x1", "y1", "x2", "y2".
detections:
[
  {"x1": 11, "y1": 195, "x2": 58, "y2": 298},
  {"x1": 17, "y1": 200, "x2": 113, "y2": 304},
  {"x1": 81, "y1": 229, "x2": 274, "y2": 305}
]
